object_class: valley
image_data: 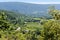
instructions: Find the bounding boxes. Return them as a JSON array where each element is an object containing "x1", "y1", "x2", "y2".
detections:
[{"x1": 0, "y1": 2, "x2": 60, "y2": 40}]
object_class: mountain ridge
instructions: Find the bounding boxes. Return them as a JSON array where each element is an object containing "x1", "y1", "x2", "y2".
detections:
[{"x1": 0, "y1": 2, "x2": 60, "y2": 17}]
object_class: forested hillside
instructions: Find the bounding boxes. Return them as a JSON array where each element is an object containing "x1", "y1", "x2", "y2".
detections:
[
  {"x1": 0, "y1": 6, "x2": 60, "y2": 40},
  {"x1": 0, "y1": 2, "x2": 60, "y2": 18}
]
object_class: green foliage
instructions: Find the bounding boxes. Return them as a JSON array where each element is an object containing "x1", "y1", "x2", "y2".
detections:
[
  {"x1": 43, "y1": 20, "x2": 60, "y2": 40},
  {"x1": 48, "y1": 6, "x2": 60, "y2": 20},
  {"x1": 0, "y1": 7, "x2": 60, "y2": 40}
]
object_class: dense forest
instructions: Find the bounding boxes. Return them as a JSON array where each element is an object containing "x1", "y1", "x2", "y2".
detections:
[{"x1": 0, "y1": 6, "x2": 60, "y2": 40}]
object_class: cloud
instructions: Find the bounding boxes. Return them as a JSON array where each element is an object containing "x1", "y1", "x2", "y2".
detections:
[
  {"x1": 0, "y1": 0, "x2": 20, "y2": 2},
  {"x1": 28, "y1": 2, "x2": 60, "y2": 4}
]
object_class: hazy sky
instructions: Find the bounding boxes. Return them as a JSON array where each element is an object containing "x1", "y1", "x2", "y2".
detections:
[{"x1": 0, "y1": 0, "x2": 60, "y2": 4}]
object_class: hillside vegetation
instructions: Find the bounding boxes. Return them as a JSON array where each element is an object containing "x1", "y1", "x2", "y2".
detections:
[{"x1": 0, "y1": 6, "x2": 60, "y2": 40}]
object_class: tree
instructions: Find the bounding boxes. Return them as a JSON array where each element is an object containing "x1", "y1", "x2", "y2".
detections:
[
  {"x1": 43, "y1": 20, "x2": 60, "y2": 40},
  {"x1": 0, "y1": 11, "x2": 12, "y2": 31},
  {"x1": 48, "y1": 6, "x2": 60, "y2": 20}
]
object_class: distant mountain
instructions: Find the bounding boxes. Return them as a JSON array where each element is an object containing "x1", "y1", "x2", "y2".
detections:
[{"x1": 0, "y1": 2, "x2": 60, "y2": 18}]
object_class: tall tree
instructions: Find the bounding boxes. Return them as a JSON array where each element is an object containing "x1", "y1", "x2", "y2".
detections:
[{"x1": 48, "y1": 6, "x2": 60, "y2": 20}]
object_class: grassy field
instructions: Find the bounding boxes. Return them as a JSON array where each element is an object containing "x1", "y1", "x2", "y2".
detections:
[{"x1": 23, "y1": 22, "x2": 43, "y2": 31}]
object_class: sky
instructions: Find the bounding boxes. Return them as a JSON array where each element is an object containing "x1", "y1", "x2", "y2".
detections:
[{"x1": 0, "y1": 0, "x2": 60, "y2": 4}]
